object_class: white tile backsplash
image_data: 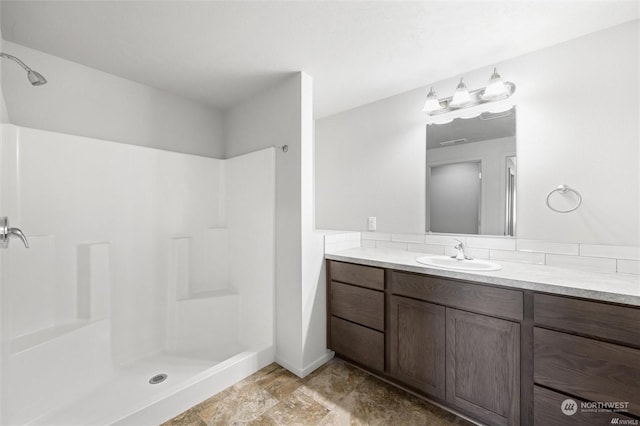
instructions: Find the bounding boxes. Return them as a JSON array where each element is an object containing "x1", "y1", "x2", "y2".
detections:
[
  {"x1": 324, "y1": 232, "x2": 361, "y2": 253},
  {"x1": 392, "y1": 233, "x2": 426, "y2": 244},
  {"x1": 324, "y1": 232, "x2": 360, "y2": 244},
  {"x1": 546, "y1": 254, "x2": 617, "y2": 273},
  {"x1": 407, "y1": 243, "x2": 445, "y2": 255},
  {"x1": 425, "y1": 234, "x2": 466, "y2": 246},
  {"x1": 466, "y1": 247, "x2": 490, "y2": 260},
  {"x1": 466, "y1": 236, "x2": 516, "y2": 251},
  {"x1": 361, "y1": 232, "x2": 392, "y2": 241},
  {"x1": 517, "y1": 239, "x2": 579, "y2": 255},
  {"x1": 443, "y1": 246, "x2": 457, "y2": 257},
  {"x1": 376, "y1": 241, "x2": 408, "y2": 251},
  {"x1": 361, "y1": 239, "x2": 377, "y2": 248},
  {"x1": 580, "y1": 244, "x2": 640, "y2": 261},
  {"x1": 617, "y1": 260, "x2": 640, "y2": 275},
  {"x1": 444, "y1": 246, "x2": 490, "y2": 259},
  {"x1": 323, "y1": 231, "x2": 638, "y2": 275},
  {"x1": 490, "y1": 249, "x2": 545, "y2": 265},
  {"x1": 325, "y1": 240, "x2": 360, "y2": 252}
]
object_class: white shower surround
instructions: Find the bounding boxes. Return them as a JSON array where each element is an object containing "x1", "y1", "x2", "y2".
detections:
[{"x1": 0, "y1": 124, "x2": 275, "y2": 425}]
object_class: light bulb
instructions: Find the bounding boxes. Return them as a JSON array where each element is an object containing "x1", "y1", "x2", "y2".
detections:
[
  {"x1": 449, "y1": 78, "x2": 471, "y2": 107},
  {"x1": 482, "y1": 68, "x2": 508, "y2": 100},
  {"x1": 422, "y1": 87, "x2": 443, "y2": 113}
]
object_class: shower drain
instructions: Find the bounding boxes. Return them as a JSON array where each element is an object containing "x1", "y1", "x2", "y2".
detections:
[{"x1": 148, "y1": 373, "x2": 168, "y2": 385}]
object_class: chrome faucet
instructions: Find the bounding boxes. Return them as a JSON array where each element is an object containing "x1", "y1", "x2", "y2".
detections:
[
  {"x1": 0, "y1": 216, "x2": 29, "y2": 248},
  {"x1": 451, "y1": 239, "x2": 472, "y2": 260}
]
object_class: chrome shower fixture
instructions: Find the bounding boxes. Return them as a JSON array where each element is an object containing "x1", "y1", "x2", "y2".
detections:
[{"x1": 0, "y1": 52, "x2": 47, "y2": 86}]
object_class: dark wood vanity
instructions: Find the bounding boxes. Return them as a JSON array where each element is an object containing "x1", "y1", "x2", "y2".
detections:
[
  {"x1": 532, "y1": 294, "x2": 640, "y2": 425},
  {"x1": 326, "y1": 260, "x2": 640, "y2": 426}
]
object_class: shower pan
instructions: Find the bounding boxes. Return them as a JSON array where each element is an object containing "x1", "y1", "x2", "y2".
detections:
[{"x1": 0, "y1": 125, "x2": 275, "y2": 425}]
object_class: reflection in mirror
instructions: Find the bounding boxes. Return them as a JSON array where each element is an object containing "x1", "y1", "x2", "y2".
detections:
[
  {"x1": 426, "y1": 107, "x2": 516, "y2": 236},
  {"x1": 505, "y1": 156, "x2": 517, "y2": 236}
]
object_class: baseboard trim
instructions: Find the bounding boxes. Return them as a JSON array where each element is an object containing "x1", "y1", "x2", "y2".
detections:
[
  {"x1": 301, "y1": 351, "x2": 335, "y2": 377},
  {"x1": 275, "y1": 350, "x2": 334, "y2": 378}
]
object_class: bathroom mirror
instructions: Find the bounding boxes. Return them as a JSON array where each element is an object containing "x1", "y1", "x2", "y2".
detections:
[{"x1": 426, "y1": 107, "x2": 516, "y2": 236}]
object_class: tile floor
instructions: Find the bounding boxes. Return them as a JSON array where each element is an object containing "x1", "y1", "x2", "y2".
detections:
[{"x1": 163, "y1": 357, "x2": 473, "y2": 425}]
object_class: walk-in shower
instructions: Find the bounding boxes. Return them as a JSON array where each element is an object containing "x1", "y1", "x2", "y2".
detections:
[
  {"x1": 0, "y1": 125, "x2": 275, "y2": 425},
  {"x1": 0, "y1": 52, "x2": 47, "y2": 86}
]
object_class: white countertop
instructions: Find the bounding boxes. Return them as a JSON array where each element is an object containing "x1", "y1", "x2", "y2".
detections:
[{"x1": 325, "y1": 247, "x2": 640, "y2": 306}]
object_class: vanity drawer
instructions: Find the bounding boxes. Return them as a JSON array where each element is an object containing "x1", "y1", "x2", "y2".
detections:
[
  {"x1": 330, "y1": 281, "x2": 384, "y2": 331},
  {"x1": 534, "y1": 385, "x2": 636, "y2": 426},
  {"x1": 330, "y1": 316, "x2": 384, "y2": 372},
  {"x1": 330, "y1": 261, "x2": 384, "y2": 291},
  {"x1": 534, "y1": 327, "x2": 640, "y2": 415},
  {"x1": 390, "y1": 271, "x2": 523, "y2": 321},
  {"x1": 534, "y1": 293, "x2": 640, "y2": 348}
]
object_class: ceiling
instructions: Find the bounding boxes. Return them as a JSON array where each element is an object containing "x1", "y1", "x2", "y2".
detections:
[{"x1": 1, "y1": 1, "x2": 638, "y2": 118}]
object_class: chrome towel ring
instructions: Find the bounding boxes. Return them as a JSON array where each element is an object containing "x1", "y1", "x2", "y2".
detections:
[{"x1": 546, "y1": 184, "x2": 582, "y2": 213}]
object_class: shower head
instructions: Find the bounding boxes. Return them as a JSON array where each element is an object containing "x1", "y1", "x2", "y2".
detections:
[
  {"x1": 27, "y1": 70, "x2": 47, "y2": 86},
  {"x1": 0, "y1": 52, "x2": 48, "y2": 86}
]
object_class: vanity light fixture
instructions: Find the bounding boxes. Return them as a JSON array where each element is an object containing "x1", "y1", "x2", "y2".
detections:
[
  {"x1": 423, "y1": 87, "x2": 442, "y2": 113},
  {"x1": 422, "y1": 67, "x2": 515, "y2": 115},
  {"x1": 449, "y1": 78, "x2": 471, "y2": 107},
  {"x1": 482, "y1": 68, "x2": 508, "y2": 100}
]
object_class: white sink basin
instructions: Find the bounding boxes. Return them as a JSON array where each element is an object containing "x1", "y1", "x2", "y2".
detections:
[{"x1": 416, "y1": 255, "x2": 502, "y2": 272}]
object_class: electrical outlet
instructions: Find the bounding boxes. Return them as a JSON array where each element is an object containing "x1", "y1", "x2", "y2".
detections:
[{"x1": 367, "y1": 217, "x2": 376, "y2": 231}]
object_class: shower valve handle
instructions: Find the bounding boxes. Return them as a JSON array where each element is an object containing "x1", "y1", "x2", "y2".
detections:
[{"x1": 0, "y1": 216, "x2": 30, "y2": 249}]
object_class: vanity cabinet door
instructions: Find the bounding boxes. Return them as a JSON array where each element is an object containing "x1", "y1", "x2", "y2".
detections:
[
  {"x1": 446, "y1": 308, "x2": 521, "y2": 426},
  {"x1": 389, "y1": 296, "x2": 446, "y2": 399}
]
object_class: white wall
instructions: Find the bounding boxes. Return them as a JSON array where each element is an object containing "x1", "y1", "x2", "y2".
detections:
[
  {"x1": 316, "y1": 90, "x2": 426, "y2": 234},
  {"x1": 224, "y1": 73, "x2": 299, "y2": 159},
  {"x1": 0, "y1": 43, "x2": 8, "y2": 123},
  {"x1": 0, "y1": 8, "x2": 7, "y2": 123},
  {"x1": 0, "y1": 86, "x2": 6, "y2": 122},
  {"x1": 225, "y1": 148, "x2": 275, "y2": 350},
  {"x1": 316, "y1": 20, "x2": 640, "y2": 246},
  {"x1": 301, "y1": 89, "x2": 329, "y2": 371},
  {"x1": 225, "y1": 73, "x2": 304, "y2": 371},
  {"x1": 1, "y1": 41, "x2": 224, "y2": 158},
  {"x1": 225, "y1": 72, "x2": 330, "y2": 376}
]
